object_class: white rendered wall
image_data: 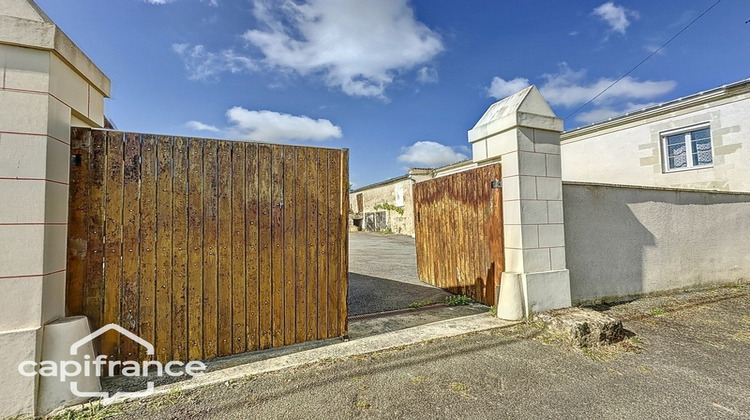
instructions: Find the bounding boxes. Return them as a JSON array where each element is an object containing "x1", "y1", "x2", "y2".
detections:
[
  {"x1": 561, "y1": 92, "x2": 750, "y2": 192},
  {"x1": 563, "y1": 183, "x2": 750, "y2": 303}
]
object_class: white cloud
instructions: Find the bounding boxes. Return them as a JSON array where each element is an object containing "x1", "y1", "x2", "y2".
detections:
[
  {"x1": 144, "y1": 0, "x2": 217, "y2": 4},
  {"x1": 416, "y1": 67, "x2": 438, "y2": 84},
  {"x1": 592, "y1": 2, "x2": 639, "y2": 35},
  {"x1": 487, "y1": 76, "x2": 530, "y2": 99},
  {"x1": 537, "y1": 63, "x2": 675, "y2": 108},
  {"x1": 397, "y1": 141, "x2": 467, "y2": 167},
  {"x1": 486, "y1": 63, "x2": 676, "y2": 123},
  {"x1": 576, "y1": 102, "x2": 657, "y2": 125},
  {"x1": 172, "y1": 44, "x2": 256, "y2": 81},
  {"x1": 186, "y1": 120, "x2": 220, "y2": 132},
  {"x1": 224, "y1": 107, "x2": 342, "y2": 142},
  {"x1": 243, "y1": 0, "x2": 443, "y2": 98}
]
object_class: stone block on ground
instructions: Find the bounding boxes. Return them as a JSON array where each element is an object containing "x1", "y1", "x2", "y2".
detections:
[{"x1": 535, "y1": 307, "x2": 625, "y2": 347}]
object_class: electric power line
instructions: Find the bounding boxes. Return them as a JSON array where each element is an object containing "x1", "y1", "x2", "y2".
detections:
[{"x1": 565, "y1": 0, "x2": 724, "y2": 121}]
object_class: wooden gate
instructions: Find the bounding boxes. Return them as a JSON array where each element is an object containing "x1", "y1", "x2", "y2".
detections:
[
  {"x1": 66, "y1": 128, "x2": 349, "y2": 364},
  {"x1": 413, "y1": 164, "x2": 503, "y2": 306}
]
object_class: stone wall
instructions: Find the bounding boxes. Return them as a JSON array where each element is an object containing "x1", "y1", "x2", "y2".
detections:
[{"x1": 350, "y1": 178, "x2": 416, "y2": 236}]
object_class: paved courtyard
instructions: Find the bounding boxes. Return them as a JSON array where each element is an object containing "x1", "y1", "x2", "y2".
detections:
[{"x1": 347, "y1": 232, "x2": 453, "y2": 316}]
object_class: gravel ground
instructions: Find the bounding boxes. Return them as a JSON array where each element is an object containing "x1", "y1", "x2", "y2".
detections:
[{"x1": 81, "y1": 282, "x2": 750, "y2": 420}]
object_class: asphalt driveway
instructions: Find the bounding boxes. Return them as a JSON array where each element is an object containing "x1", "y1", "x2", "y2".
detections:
[
  {"x1": 109, "y1": 283, "x2": 750, "y2": 420},
  {"x1": 347, "y1": 232, "x2": 453, "y2": 316}
]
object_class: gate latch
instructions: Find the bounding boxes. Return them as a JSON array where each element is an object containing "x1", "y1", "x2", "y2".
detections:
[{"x1": 491, "y1": 180, "x2": 502, "y2": 189}]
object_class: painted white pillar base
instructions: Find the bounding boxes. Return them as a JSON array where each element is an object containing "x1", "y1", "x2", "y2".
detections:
[
  {"x1": 496, "y1": 273, "x2": 525, "y2": 321},
  {"x1": 0, "y1": 327, "x2": 42, "y2": 417},
  {"x1": 497, "y1": 269, "x2": 572, "y2": 319},
  {"x1": 37, "y1": 316, "x2": 100, "y2": 416},
  {"x1": 522, "y1": 269, "x2": 571, "y2": 314}
]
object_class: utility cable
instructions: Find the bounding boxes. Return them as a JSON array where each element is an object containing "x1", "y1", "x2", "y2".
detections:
[{"x1": 565, "y1": 0, "x2": 724, "y2": 120}]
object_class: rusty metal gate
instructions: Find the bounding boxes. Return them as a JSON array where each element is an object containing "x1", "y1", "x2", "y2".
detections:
[
  {"x1": 66, "y1": 128, "x2": 349, "y2": 364},
  {"x1": 413, "y1": 164, "x2": 503, "y2": 306}
]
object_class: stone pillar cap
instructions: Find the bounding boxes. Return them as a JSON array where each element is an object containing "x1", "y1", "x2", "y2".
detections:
[
  {"x1": 468, "y1": 85, "x2": 563, "y2": 143},
  {"x1": 0, "y1": 0, "x2": 111, "y2": 97}
]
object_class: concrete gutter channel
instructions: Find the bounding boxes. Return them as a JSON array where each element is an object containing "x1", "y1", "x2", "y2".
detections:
[{"x1": 63, "y1": 309, "x2": 515, "y2": 412}]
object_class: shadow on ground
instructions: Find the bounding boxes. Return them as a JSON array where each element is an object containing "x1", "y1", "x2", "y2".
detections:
[{"x1": 347, "y1": 272, "x2": 453, "y2": 316}]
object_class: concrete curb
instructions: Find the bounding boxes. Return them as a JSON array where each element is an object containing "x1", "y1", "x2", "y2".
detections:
[{"x1": 109, "y1": 313, "x2": 515, "y2": 406}]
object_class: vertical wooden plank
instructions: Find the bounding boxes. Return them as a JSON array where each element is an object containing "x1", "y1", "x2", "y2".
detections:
[
  {"x1": 316, "y1": 148, "x2": 329, "y2": 339},
  {"x1": 172, "y1": 137, "x2": 189, "y2": 361},
  {"x1": 442, "y1": 177, "x2": 453, "y2": 291},
  {"x1": 245, "y1": 143, "x2": 260, "y2": 351},
  {"x1": 203, "y1": 139, "x2": 219, "y2": 359},
  {"x1": 187, "y1": 138, "x2": 204, "y2": 360},
  {"x1": 85, "y1": 130, "x2": 106, "y2": 332},
  {"x1": 258, "y1": 144, "x2": 273, "y2": 349},
  {"x1": 138, "y1": 135, "x2": 157, "y2": 361},
  {"x1": 428, "y1": 178, "x2": 440, "y2": 288},
  {"x1": 422, "y1": 181, "x2": 440, "y2": 285},
  {"x1": 425, "y1": 180, "x2": 436, "y2": 287},
  {"x1": 479, "y1": 166, "x2": 494, "y2": 305},
  {"x1": 294, "y1": 147, "x2": 308, "y2": 343},
  {"x1": 327, "y1": 149, "x2": 341, "y2": 336},
  {"x1": 468, "y1": 170, "x2": 481, "y2": 301},
  {"x1": 489, "y1": 164, "x2": 504, "y2": 306},
  {"x1": 459, "y1": 172, "x2": 471, "y2": 298},
  {"x1": 217, "y1": 141, "x2": 233, "y2": 356},
  {"x1": 305, "y1": 147, "x2": 319, "y2": 341},
  {"x1": 282, "y1": 146, "x2": 296, "y2": 345},
  {"x1": 339, "y1": 149, "x2": 349, "y2": 335},
  {"x1": 155, "y1": 135, "x2": 174, "y2": 363},
  {"x1": 102, "y1": 131, "x2": 124, "y2": 361},
  {"x1": 66, "y1": 128, "x2": 90, "y2": 317},
  {"x1": 231, "y1": 142, "x2": 247, "y2": 354},
  {"x1": 120, "y1": 133, "x2": 141, "y2": 361},
  {"x1": 441, "y1": 176, "x2": 452, "y2": 291},
  {"x1": 271, "y1": 145, "x2": 285, "y2": 347},
  {"x1": 472, "y1": 171, "x2": 491, "y2": 301}
]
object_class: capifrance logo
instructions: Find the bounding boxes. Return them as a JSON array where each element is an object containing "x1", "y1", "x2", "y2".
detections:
[{"x1": 17, "y1": 323, "x2": 207, "y2": 404}]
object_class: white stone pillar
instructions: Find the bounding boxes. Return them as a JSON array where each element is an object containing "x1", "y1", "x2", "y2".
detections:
[
  {"x1": 0, "y1": 1, "x2": 110, "y2": 417},
  {"x1": 468, "y1": 86, "x2": 571, "y2": 319}
]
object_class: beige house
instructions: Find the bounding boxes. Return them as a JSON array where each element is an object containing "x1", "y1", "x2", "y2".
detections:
[{"x1": 561, "y1": 78, "x2": 750, "y2": 192}]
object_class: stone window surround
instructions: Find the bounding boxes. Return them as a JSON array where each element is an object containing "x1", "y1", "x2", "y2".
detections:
[{"x1": 660, "y1": 122, "x2": 713, "y2": 173}]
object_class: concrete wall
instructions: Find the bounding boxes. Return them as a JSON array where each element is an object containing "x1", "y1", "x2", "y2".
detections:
[
  {"x1": 563, "y1": 182, "x2": 750, "y2": 303},
  {"x1": 561, "y1": 83, "x2": 750, "y2": 192}
]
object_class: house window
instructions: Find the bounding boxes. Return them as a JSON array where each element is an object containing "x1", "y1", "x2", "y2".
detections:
[{"x1": 661, "y1": 124, "x2": 713, "y2": 172}]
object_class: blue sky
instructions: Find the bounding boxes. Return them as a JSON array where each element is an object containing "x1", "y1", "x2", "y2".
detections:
[{"x1": 36, "y1": 0, "x2": 749, "y2": 188}]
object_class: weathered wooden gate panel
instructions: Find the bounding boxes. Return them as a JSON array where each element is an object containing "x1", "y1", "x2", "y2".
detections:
[
  {"x1": 66, "y1": 128, "x2": 349, "y2": 364},
  {"x1": 413, "y1": 164, "x2": 503, "y2": 306}
]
